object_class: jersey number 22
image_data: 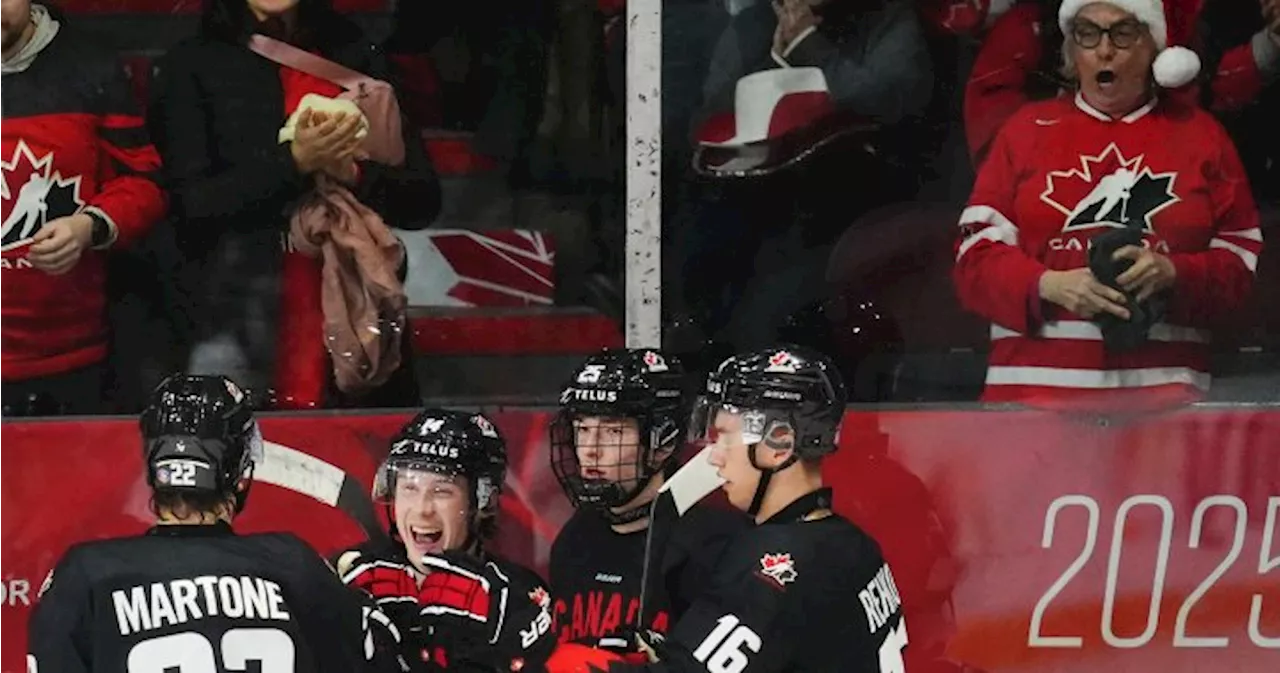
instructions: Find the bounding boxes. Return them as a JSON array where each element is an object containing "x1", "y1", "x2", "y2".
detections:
[{"x1": 127, "y1": 628, "x2": 295, "y2": 672}]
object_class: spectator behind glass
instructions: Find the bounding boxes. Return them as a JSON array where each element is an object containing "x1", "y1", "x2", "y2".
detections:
[
  {"x1": 148, "y1": 0, "x2": 441, "y2": 410},
  {"x1": 671, "y1": 0, "x2": 933, "y2": 345},
  {"x1": 700, "y1": 0, "x2": 933, "y2": 128},
  {"x1": 952, "y1": 0, "x2": 1264, "y2": 406},
  {"x1": 1, "y1": 0, "x2": 166, "y2": 416},
  {"x1": 965, "y1": 0, "x2": 1280, "y2": 166}
]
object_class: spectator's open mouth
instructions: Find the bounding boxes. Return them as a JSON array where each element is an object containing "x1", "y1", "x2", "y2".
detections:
[{"x1": 1096, "y1": 70, "x2": 1117, "y2": 89}]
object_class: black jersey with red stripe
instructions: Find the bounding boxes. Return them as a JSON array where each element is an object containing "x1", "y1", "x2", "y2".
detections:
[{"x1": 1, "y1": 20, "x2": 166, "y2": 381}]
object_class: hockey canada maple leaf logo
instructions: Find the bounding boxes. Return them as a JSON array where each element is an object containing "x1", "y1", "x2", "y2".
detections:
[
  {"x1": 758, "y1": 552, "x2": 798, "y2": 587},
  {"x1": 1040, "y1": 142, "x2": 1179, "y2": 235},
  {"x1": 765, "y1": 350, "x2": 800, "y2": 373},
  {"x1": 643, "y1": 350, "x2": 668, "y2": 372},
  {"x1": 529, "y1": 586, "x2": 551, "y2": 609},
  {"x1": 1, "y1": 140, "x2": 85, "y2": 252}
]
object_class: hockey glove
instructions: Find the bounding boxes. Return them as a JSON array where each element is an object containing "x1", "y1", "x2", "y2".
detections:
[
  {"x1": 595, "y1": 628, "x2": 667, "y2": 664},
  {"x1": 416, "y1": 552, "x2": 557, "y2": 672},
  {"x1": 336, "y1": 550, "x2": 433, "y2": 664}
]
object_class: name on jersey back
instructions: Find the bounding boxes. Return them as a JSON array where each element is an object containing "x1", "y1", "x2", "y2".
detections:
[
  {"x1": 857, "y1": 563, "x2": 902, "y2": 634},
  {"x1": 112, "y1": 575, "x2": 291, "y2": 636}
]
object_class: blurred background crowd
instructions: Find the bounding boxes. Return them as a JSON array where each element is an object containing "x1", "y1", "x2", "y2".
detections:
[{"x1": 2, "y1": 0, "x2": 1277, "y2": 416}]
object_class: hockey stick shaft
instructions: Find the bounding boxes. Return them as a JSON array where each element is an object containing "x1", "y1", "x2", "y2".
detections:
[{"x1": 636, "y1": 445, "x2": 726, "y2": 630}]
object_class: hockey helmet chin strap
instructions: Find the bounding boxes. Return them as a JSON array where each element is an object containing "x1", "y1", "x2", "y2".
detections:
[
  {"x1": 232, "y1": 466, "x2": 254, "y2": 515},
  {"x1": 600, "y1": 457, "x2": 679, "y2": 526},
  {"x1": 745, "y1": 427, "x2": 799, "y2": 519}
]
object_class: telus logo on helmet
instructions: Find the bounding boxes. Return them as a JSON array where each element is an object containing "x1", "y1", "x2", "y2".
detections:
[
  {"x1": 392, "y1": 439, "x2": 460, "y2": 459},
  {"x1": 564, "y1": 388, "x2": 618, "y2": 403}
]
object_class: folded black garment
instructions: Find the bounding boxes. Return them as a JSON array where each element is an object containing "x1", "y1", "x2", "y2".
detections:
[{"x1": 1087, "y1": 227, "x2": 1168, "y2": 352}]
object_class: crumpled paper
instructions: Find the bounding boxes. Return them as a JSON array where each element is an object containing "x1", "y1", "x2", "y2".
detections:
[{"x1": 278, "y1": 93, "x2": 369, "y2": 144}]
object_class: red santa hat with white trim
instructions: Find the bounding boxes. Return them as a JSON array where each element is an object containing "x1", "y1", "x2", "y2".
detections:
[{"x1": 1058, "y1": 0, "x2": 1202, "y2": 89}]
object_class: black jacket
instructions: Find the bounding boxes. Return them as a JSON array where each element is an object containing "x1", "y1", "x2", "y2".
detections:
[
  {"x1": 146, "y1": 14, "x2": 438, "y2": 407},
  {"x1": 148, "y1": 15, "x2": 439, "y2": 238}
]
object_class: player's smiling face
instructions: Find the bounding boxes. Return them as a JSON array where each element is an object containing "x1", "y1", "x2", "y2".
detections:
[
  {"x1": 574, "y1": 416, "x2": 642, "y2": 488},
  {"x1": 1068, "y1": 3, "x2": 1157, "y2": 117},
  {"x1": 393, "y1": 469, "x2": 473, "y2": 572},
  {"x1": 706, "y1": 410, "x2": 761, "y2": 511}
]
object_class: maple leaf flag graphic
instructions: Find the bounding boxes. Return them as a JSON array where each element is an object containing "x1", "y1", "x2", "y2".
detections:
[
  {"x1": 2, "y1": 140, "x2": 84, "y2": 252},
  {"x1": 1040, "y1": 142, "x2": 1179, "y2": 235}
]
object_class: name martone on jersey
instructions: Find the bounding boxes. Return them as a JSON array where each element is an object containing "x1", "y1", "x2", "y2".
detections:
[{"x1": 111, "y1": 575, "x2": 291, "y2": 637}]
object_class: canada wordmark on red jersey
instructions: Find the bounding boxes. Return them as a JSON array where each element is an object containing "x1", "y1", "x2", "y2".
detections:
[{"x1": 954, "y1": 94, "x2": 1262, "y2": 403}]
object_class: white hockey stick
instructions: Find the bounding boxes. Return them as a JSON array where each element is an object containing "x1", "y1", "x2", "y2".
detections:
[{"x1": 636, "y1": 444, "x2": 727, "y2": 630}]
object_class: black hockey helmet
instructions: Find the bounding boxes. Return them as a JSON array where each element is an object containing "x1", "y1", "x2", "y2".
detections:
[
  {"x1": 139, "y1": 374, "x2": 263, "y2": 514},
  {"x1": 550, "y1": 348, "x2": 688, "y2": 523},
  {"x1": 691, "y1": 345, "x2": 847, "y2": 515},
  {"x1": 374, "y1": 408, "x2": 508, "y2": 538}
]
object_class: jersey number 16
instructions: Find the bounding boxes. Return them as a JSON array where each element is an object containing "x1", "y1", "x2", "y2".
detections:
[{"x1": 693, "y1": 615, "x2": 762, "y2": 673}]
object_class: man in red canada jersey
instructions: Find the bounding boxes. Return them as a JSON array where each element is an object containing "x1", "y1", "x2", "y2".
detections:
[{"x1": 2, "y1": 0, "x2": 166, "y2": 414}]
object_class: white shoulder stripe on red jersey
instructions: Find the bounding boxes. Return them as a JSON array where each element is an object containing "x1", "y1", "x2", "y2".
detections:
[
  {"x1": 957, "y1": 205, "x2": 1019, "y2": 260},
  {"x1": 1217, "y1": 227, "x2": 1264, "y2": 242},
  {"x1": 991, "y1": 321, "x2": 1210, "y2": 344},
  {"x1": 986, "y1": 365, "x2": 1210, "y2": 390},
  {"x1": 1208, "y1": 237, "x2": 1259, "y2": 272}
]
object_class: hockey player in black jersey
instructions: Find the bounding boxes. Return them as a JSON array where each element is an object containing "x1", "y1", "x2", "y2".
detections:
[
  {"x1": 549, "y1": 349, "x2": 746, "y2": 649},
  {"x1": 334, "y1": 408, "x2": 557, "y2": 671},
  {"x1": 412, "y1": 345, "x2": 911, "y2": 673},
  {"x1": 26, "y1": 374, "x2": 406, "y2": 673}
]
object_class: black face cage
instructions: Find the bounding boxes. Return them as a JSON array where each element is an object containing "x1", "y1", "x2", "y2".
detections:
[{"x1": 549, "y1": 407, "x2": 681, "y2": 513}]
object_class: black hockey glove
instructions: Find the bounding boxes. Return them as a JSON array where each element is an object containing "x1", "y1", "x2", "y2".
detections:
[
  {"x1": 336, "y1": 550, "x2": 435, "y2": 667},
  {"x1": 416, "y1": 552, "x2": 557, "y2": 672}
]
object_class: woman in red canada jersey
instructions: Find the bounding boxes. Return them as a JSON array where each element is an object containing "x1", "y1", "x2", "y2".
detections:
[{"x1": 952, "y1": 0, "x2": 1263, "y2": 406}]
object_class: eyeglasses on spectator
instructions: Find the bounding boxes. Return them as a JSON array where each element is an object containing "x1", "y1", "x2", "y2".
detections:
[{"x1": 1071, "y1": 19, "x2": 1146, "y2": 50}]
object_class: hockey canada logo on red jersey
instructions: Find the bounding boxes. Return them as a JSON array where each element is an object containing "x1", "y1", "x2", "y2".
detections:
[
  {"x1": 1, "y1": 140, "x2": 84, "y2": 252},
  {"x1": 757, "y1": 552, "x2": 798, "y2": 587},
  {"x1": 1041, "y1": 142, "x2": 1179, "y2": 234}
]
